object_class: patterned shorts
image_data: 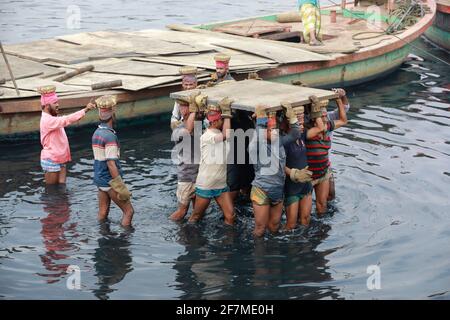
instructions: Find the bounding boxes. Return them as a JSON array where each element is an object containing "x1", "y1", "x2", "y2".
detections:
[
  {"x1": 250, "y1": 186, "x2": 283, "y2": 206},
  {"x1": 41, "y1": 159, "x2": 66, "y2": 173}
]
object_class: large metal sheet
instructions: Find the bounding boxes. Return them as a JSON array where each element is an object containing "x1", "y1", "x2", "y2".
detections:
[{"x1": 170, "y1": 79, "x2": 337, "y2": 112}]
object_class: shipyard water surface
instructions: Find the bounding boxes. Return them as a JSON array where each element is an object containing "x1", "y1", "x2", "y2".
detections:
[{"x1": 0, "y1": 0, "x2": 450, "y2": 299}]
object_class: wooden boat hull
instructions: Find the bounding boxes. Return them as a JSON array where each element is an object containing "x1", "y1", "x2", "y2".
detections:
[
  {"x1": 424, "y1": 1, "x2": 450, "y2": 50},
  {"x1": 0, "y1": 1, "x2": 437, "y2": 141}
]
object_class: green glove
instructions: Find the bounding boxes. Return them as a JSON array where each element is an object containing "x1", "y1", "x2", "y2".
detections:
[
  {"x1": 219, "y1": 97, "x2": 234, "y2": 118},
  {"x1": 281, "y1": 100, "x2": 297, "y2": 125},
  {"x1": 309, "y1": 95, "x2": 322, "y2": 119},
  {"x1": 109, "y1": 176, "x2": 132, "y2": 201},
  {"x1": 290, "y1": 167, "x2": 313, "y2": 183}
]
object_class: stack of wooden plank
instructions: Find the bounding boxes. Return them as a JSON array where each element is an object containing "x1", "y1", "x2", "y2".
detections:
[{"x1": 170, "y1": 80, "x2": 338, "y2": 112}]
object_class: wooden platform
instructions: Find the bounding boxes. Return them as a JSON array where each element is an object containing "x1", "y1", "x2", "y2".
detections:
[{"x1": 170, "y1": 80, "x2": 337, "y2": 112}]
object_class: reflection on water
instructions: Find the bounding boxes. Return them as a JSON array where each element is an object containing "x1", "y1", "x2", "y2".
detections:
[
  {"x1": 93, "y1": 222, "x2": 133, "y2": 300},
  {"x1": 37, "y1": 185, "x2": 77, "y2": 284},
  {"x1": 0, "y1": 1, "x2": 450, "y2": 300}
]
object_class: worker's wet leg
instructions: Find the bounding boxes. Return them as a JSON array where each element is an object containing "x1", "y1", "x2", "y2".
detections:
[
  {"x1": 299, "y1": 193, "x2": 312, "y2": 226},
  {"x1": 58, "y1": 166, "x2": 67, "y2": 184},
  {"x1": 189, "y1": 196, "x2": 211, "y2": 223},
  {"x1": 215, "y1": 191, "x2": 235, "y2": 226},
  {"x1": 253, "y1": 203, "x2": 270, "y2": 237},
  {"x1": 268, "y1": 202, "x2": 284, "y2": 234},
  {"x1": 284, "y1": 201, "x2": 300, "y2": 230},
  {"x1": 170, "y1": 202, "x2": 190, "y2": 221},
  {"x1": 328, "y1": 173, "x2": 336, "y2": 201},
  {"x1": 314, "y1": 179, "x2": 330, "y2": 216},
  {"x1": 44, "y1": 172, "x2": 60, "y2": 185},
  {"x1": 98, "y1": 189, "x2": 111, "y2": 222},
  {"x1": 107, "y1": 188, "x2": 134, "y2": 227}
]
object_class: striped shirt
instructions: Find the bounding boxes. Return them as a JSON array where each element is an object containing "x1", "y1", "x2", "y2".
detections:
[
  {"x1": 92, "y1": 123, "x2": 122, "y2": 187},
  {"x1": 306, "y1": 121, "x2": 335, "y2": 180}
]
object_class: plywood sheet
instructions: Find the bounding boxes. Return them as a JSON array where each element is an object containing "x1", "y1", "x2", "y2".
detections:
[
  {"x1": 0, "y1": 87, "x2": 39, "y2": 100},
  {"x1": 170, "y1": 79, "x2": 337, "y2": 112},
  {"x1": 57, "y1": 31, "x2": 213, "y2": 56},
  {"x1": 92, "y1": 60, "x2": 190, "y2": 77},
  {"x1": 4, "y1": 39, "x2": 134, "y2": 64},
  {"x1": 134, "y1": 52, "x2": 277, "y2": 71},
  {"x1": 64, "y1": 72, "x2": 181, "y2": 91},
  {"x1": 1, "y1": 77, "x2": 89, "y2": 94},
  {"x1": 212, "y1": 40, "x2": 332, "y2": 64},
  {"x1": 213, "y1": 20, "x2": 290, "y2": 37},
  {"x1": 0, "y1": 55, "x2": 62, "y2": 80}
]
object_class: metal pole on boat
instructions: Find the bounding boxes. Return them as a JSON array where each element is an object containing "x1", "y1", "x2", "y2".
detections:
[{"x1": 0, "y1": 41, "x2": 20, "y2": 96}]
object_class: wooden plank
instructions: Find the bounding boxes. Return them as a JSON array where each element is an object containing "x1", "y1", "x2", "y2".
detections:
[
  {"x1": 92, "y1": 60, "x2": 189, "y2": 77},
  {"x1": 213, "y1": 20, "x2": 290, "y2": 37},
  {"x1": 0, "y1": 55, "x2": 62, "y2": 80},
  {"x1": 133, "y1": 52, "x2": 277, "y2": 71},
  {"x1": 64, "y1": 72, "x2": 181, "y2": 91},
  {"x1": 4, "y1": 39, "x2": 135, "y2": 64},
  {"x1": 57, "y1": 31, "x2": 214, "y2": 56},
  {"x1": 211, "y1": 40, "x2": 332, "y2": 64},
  {"x1": 2, "y1": 78, "x2": 89, "y2": 93},
  {"x1": 0, "y1": 87, "x2": 39, "y2": 100},
  {"x1": 170, "y1": 79, "x2": 337, "y2": 112}
]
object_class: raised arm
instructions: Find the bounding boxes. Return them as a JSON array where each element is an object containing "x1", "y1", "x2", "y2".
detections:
[
  {"x1": 328, "y1": 88, "x2": 350, "y2": 120},
  {"x1": 332, "y1": 97, "x2": 348, "y2": 130},
  {"x1": 280, "y1": 101, "x2": 301, "y2": 146},
  {"x1": 214, "y1": 97, "x2": 233, "y2": 142},
  {"x1": 306, "y1": 117, "x2": 325, "y2": 139},
  {"x1": 44, "y1": 102, "x2": 94, "y2": 130}
]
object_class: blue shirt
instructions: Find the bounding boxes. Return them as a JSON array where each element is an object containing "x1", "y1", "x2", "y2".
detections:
[{"x1": 92, "y1": 123, "x2": 123, "y2": 188}]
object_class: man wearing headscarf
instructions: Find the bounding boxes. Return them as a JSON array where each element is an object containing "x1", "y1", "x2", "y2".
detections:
[
  {"x1": 208, "y1": 53, "x2": 235, "y2": 86},
  {"x1": 39, "y1": 85, "x2": 95, "y2": 185},
  {"x1": 170, "y1": 66, "x2": 199, "y2": 130}
]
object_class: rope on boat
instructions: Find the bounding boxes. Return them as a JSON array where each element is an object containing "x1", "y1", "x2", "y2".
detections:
[{"x1": 351, "y1": 0, "x2": 430, "y2": 40}]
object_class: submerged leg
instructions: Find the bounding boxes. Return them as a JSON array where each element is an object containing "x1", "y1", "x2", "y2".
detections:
[
  {"x1": 215, "y1": 192, "x2": 235, "y2": 226},
  {"x1": 108, "y1": 188, "x2": 135, "y2": 227},
  {"x1": 189, "y1": 196, "x2": 211, "y2": 223}
]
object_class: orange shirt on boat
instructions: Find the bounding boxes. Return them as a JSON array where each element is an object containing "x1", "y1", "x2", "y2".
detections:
[{"x1": 40, "y1": 110, "x2": 85, "y2": 164}]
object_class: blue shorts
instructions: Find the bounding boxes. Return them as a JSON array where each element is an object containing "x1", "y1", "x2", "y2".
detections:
[
  {"x1": 41, "y1": 159, "x2": 66, "y2": 173},
  {"x1": 195, "y1": 187, "x2": 229, "y2": 199}
]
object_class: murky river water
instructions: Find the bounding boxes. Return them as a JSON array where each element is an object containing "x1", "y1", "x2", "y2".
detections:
[{"x1": 1, "y1": 1, "x2": 450, "y2": 300}]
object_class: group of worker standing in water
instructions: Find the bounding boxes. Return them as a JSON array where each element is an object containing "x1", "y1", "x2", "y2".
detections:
[
  {"x1": 36, "y1": 0, "x2": 335, "y2": 235},
  {"x1": 168, "y1": 53, "x2": 349, "y2": 237}
]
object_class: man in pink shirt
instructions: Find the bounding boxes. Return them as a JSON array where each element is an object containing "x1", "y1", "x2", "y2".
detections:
[{"x1": 39, "y1": 85, "x2": 95, "y2": 185}]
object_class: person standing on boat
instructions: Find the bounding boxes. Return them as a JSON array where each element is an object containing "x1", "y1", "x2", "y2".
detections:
[
  {"x1": 326, "y1": 88, "x2": 350, "y2": 201},
  {"x1": 169, "y1": 93, "x2": 206, "y2": 221},
  {"x1": 298, "y1": 0, "x2": 322, "y2": 46},
  {"x1": 170, "y1": 66, "x2": 199, "y2": 130},
  {"x1": 39, "y1": 85, "x2": 95, "y2": 185},
  {"x1": 306, "y1": 95, "x2": 347, "y2": 216},
  {"x1": 208, "y1": 53, "x2": 235, "y2": 86},
  {"x1": 188, "y1": 99, "x2": 235, "y2": 226},
  {"x1": 282, "y1": 105, "x2": 325, "y2": 229},
  {"x1": 249, "y1": 103, "x2": 301, "y2": 237},
  {"x1": 92, "y1": 95, "x2": 134, "y2": 227}
]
